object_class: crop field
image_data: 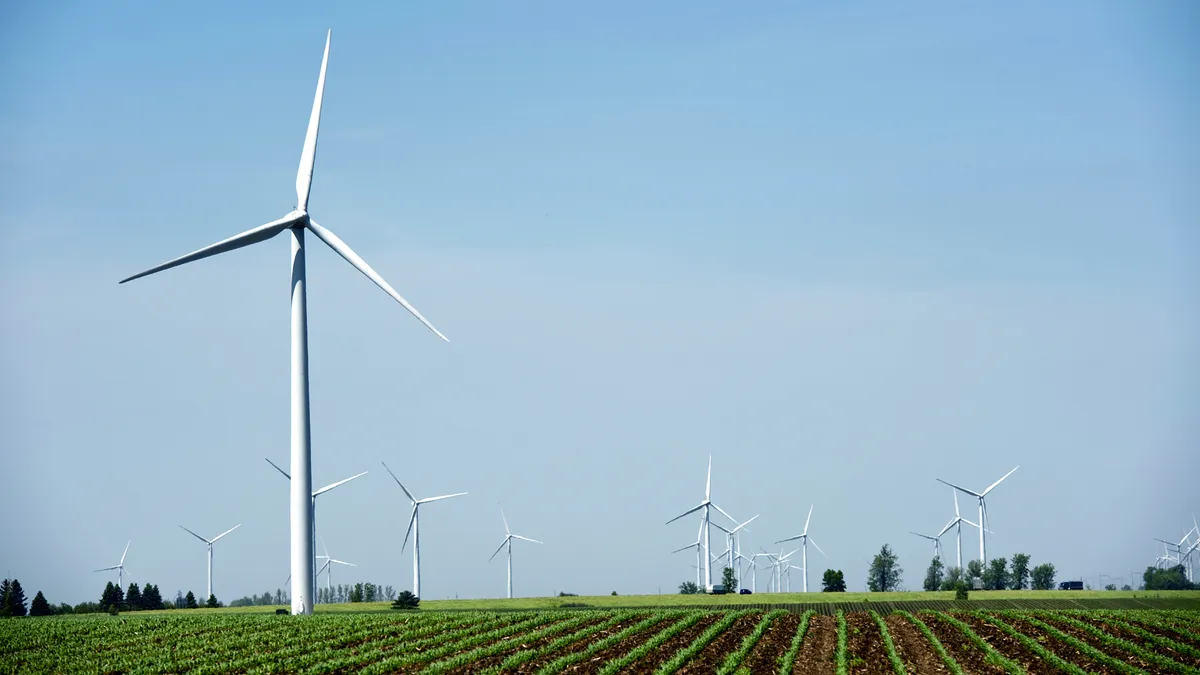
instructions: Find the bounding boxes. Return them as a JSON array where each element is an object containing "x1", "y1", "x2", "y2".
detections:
[{"x1": 4, "y1": 607, "x2": 1200, "y2": 674}]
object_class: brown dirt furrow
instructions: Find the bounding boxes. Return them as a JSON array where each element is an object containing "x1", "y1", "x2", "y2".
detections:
[
  {"x1": 438, "y1": 617, "x2": 609, "y2": 674},
  {"x1": 1122, "y1": 617, "x2": 1200, "y2": 650},
  {"x1": 1031, "y1": 613, "x2": 1163, "y2": 672},
  {"x1": 508, "y1": 616, "x2": 665, "y2": 674},
  {"x1": 965, "y1": 614, "x2": 1113, "y2": 675},
  {"x1": 556, "y1": 616, "x2": 683, "y2": 674},
  {"x1": 741, "y1": 613, "x2": 803, "y2": 675},
  {"x1": 1070, "y1": 613, "x2": 1200, "y2": 668},
  {"x1": 675, "y1": 614, "x2": 763, "y2": 675},
  {"x1": 843, "y1": 613, "x2": 893, "y2": 675},
  {"x1": 883, "y1": 614, "x2": 952, "y2": 674},
  {"x1": 792, "y1": 614, "x2": 837, "y2": 675},
  {"x1": 922, "y1": 613, "x2": 1008, "y2": 675},
  {"x1": 614, "y1": 614, "x2": 721, "y2": 675}
]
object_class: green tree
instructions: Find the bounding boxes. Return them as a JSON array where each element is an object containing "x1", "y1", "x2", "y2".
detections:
[
  {"x1": 1009, "y1": 553, "x2": 1031, "y2": 590},
  {"x1": 982, "y1": 557, "x2": 1009, "y2": 590},
  {"x1": 678, "y1": 581, "x2": 700, "y2": 594},
  {"x1": 185, "y1": 591, "x2": 198, "y2": 609},
  {"x1": 867, "y1": 544, "x2": 903, "y2": 592},
  {"x1": 391, "y1": 590, "x2": 419, "y2": 610},
  {"x1": 940, "y1": 566, "x2": 965, "y2": 591},
  {"x1": 350, "y1": 583, "x2": 364, "y2": 603},
  {"x1": 126, "y1": 583, "x2": 142, "y2": 611},
  {"x1": 205, "y1": 594, "x2": 220, "y2": 608},
  {"x1": 923, "y1": 557, "x2": 945, "y2": 592},
  {"x1": 364, "y1": 583, "x2": 377, "y2": 603},
  {"x1": 1031, "y1": 563, "x2": 1056, "y2": 590},
  {"x1": 29, "y1": 591, "x2": 51, "y2": 617},
  {"x1": 5, "y1": 580, "x2": 27, "y2": 617},
  {"x1": 1143, "y1": 565, "x2": 1195, "y2": 591},
  {"x1": 0, "y1": 579, "x2": 10, "y2": 617},
  {"x1": 143, "y1": 584, "x2": 164, "y2": 610},
  {"x1": 721, "y1": 566, "x2": 738, "y2": 593},
  {"x1": 822, "y1": 569, "x2": 847, "y2": 592},
  {"x1": 966, "y1": 560, "x2": 984, "y2": 586}
]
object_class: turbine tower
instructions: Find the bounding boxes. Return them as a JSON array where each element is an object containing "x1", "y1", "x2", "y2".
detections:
[
  {"x1": 934, "y1": 489, "x2": 982, "y2": 570},
  {"x1": 774, "y1": 505, "x2": 827, "y2": 593},
  {"x1": 179, "y1": 524, "x2": 240, "y2": 601},
  {"x1": 118, "y1": 31, "x2": 449, "y2": 616},
  {"x1": 266, "y1": 457, "x2": 366, "y2": 590},
  {"x1": 381, "y1": 461, "x2": 467, "y2": 599},
  {"x1": 670, "y1": 518, "x2": 706, "y2": 587},
  {"x1": 665, "y1": 455, "x2": 735, "y2": 592},
  {"x1": 937, "y1": 466, "x2": 1018, "y2": 565},
  {"x1": 316, "y1": 538, "x2": 357, "y2": 600},
  {"x1": 488, "y1": 507, "x2": 542, "y2": 599},
  {"x1": 93, "y1": 541, "x2": 131, "y2": 589}
]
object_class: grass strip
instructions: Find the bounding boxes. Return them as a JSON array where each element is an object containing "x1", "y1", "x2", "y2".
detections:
[
  {"x1": 655, "y1": 609, "x2": 755, "y2": 675},
  {"x1": 776, "y1": 610, "x2": 815, "y2": 675},
  {"x1": 870, "y1": 610, "x2": 907, "y2": 675},
  {"x1": 932, "y1": 612, "x2": 1023, "y2": 675},
  {"x1": 595, "y1": 611, "x2": 713, "y2": 675},
  {"x1": 534, "y1": 611, "x2": 685, "y2": 675},
  {"x1": 898, "y1": 611, "x2": 963, "y2": 675},
  {"x1": 717, "y1": 609, "x2": 786, "y2": 675}
]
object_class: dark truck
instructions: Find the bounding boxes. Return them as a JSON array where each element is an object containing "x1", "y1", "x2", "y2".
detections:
[{"x1": 1058, "y1": 580, "x2": 1084, "y2": 590}]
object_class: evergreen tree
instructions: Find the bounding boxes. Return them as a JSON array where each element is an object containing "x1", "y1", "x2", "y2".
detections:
[
  {"x1": 923, "y1": 557, "x2": 945, "y2": 592},
  {"x1": 821, "y1": 569, "x2": 847, "y2": 592},
  {"x1": 867, "y1": 544, "x2": 903, "y2": 592},
  {"x1": 185, "y1": 591, "x2": 198, "y2": 609},
  {"x1": 29, "y1": 591, "x2": 52, "y2": 617},
  {"x1": 391, "y1": 590, "x2": 419, "y2": 610},
  {"x1": 1009, "y1": 553, "x2": 1031, "y2": 590},
  {"x1": 143, "y1": 584, "x2": 164, "y2": 610},
  {"x1": 6, "y1": 580, "x2": 27, "y2": 617},
  {"x1": 100, "y1": 581, "x2": 116, "y2": 611},
  {"x1": 0, "y1": 579, "x2": 10, "y2": 617},
  {"x1": 126, "y1": 583, "x2": 143, "y2": 611},
  {"x1": 206, "y1": 594, "x2": 219, "y2": 608}
]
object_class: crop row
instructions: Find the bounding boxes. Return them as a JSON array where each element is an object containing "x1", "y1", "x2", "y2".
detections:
[{"x1": 2, "y1": 608, "x2": 1198, "y2": 673}]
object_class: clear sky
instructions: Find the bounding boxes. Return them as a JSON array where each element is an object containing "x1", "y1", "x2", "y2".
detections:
[{"x1": 1, "y1": 0, "x2": 1196, "y2": 605}]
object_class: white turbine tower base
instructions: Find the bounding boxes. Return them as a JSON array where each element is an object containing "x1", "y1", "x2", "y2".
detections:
[{"x1": 119, "y1": 31, "x2": 449, "y2": 616}]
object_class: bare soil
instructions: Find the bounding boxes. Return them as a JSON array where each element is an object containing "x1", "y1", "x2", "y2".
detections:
[
  {"x1": 791, "y1": 614, "x2": 837, "y2": 675},
  {"x1": 740, "y1": 613, "x2": 803, "y2": 675},
  {"x1": 1070, "y1": 613, "x2": 1200, "y2": 668},
  {"x1": 553, "y1": 615, "x2": 681, "y2": 674},
  {"x1": 921, "y1": 613, "x2": 1008, "y2": 675},
  {"x1": 883, "y1": 614, "x2": 953, "y2": 674},
  {"x1": 437, "y1": 617, "x2": 609, "y2": 674},
  {"x1": 842, "y1": 613, "x2": 893, "y2": 675},
  {"x1": 613, "y1": 614, "x2": 721, "y2": 674},
  {"x1": 967, "y1": 614, "x2": 1114, "y2": 675},
  {"x1": 675, "y1": 613, "x2": 763, "y2": 674},
  {"x1": 1027, "y1": 614, "x2": 1161, "y2": 673}
]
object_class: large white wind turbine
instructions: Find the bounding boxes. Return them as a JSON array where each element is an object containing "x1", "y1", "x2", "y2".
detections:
[
  {"x1": 266, "y1": 457, "x2": 366, "y2": 589},
  {"x1": 119, "y1": 31, "x2": 448, "y2": 616},
  {"x1": 179, "y1": 524, "x2": 240, "y2": 601},
  {"x1": 488, "y1": 507, "x2": 542, "y2": 599},
  {"x1": 937, "y1": 466, "x2": 1018, "y2": 565},
  {"x1": 381, "y1": 462, "x2": 467, "y2": 599},
  {"x1": 934, "y1": 489, "x2": 983, "y2": 570},
  {"x1": 93, "y1": 541, "x2": 131, "y2": 589},
  {"x1": 774, "y1": 505, "x2": 827, "y2": 593},
  {"x1": 665, "y1": 455, "x2": 735, "y2": 592}
]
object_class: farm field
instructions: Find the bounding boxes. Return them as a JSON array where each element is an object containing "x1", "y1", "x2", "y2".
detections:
[{"x1": 3, "y1": 607, "x2": 1199, "y2": 674}]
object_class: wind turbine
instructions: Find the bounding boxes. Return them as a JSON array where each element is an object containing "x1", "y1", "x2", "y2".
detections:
[
  {"x1": 266, "y1": 457, "x2": 366, "y2": 589},
  {"x1": 381, "y1": 462, "x2": 467, "y2": 599},
  {"x1": 118, "y1": 31, "x2": 448, "y2": 616},
  {"x1": 670, "y1": 518, "x2": 706, "y2": 587},
  {"x1": 665, "y1": 455, "x2": 735, "y2": 592},
  {"x1": 179, "y1": 524, "x2": 240, "y2": 601},
  {"x1": 316, "y1": 538, "x2": 357, "y2": 601},
  {"x1": 910, "y1": 531, "x2": 944, "y2": 561},
  {"x1": 774, "y1": 505, "x2": 827, "y2": 593},
  {"x1": 488, "y1": 507, "x2": 542, "y2": 599},
  {"x1": 937, "y1": 466, "x2": 1018, "y2": 565},
  {"x1": 935, "y1": 489, "x2": 983, "y2": 570},
  {"x1": 93, "y1": 541, "x2": 131, "y2": 589}
]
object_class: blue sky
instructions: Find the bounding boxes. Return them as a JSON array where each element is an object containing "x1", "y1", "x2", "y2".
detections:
[{"x1": 2, "y1": 0, "x2": 1197, "y2": 604}]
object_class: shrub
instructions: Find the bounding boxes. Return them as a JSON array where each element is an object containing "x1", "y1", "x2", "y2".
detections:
[{"x1": 391, "y1": 590, "x2": 419, "y2": 610}]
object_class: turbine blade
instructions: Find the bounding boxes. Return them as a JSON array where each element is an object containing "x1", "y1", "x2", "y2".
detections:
[
  {"x1": 380, "y1": 462, "x2": 416, "y2": 502},
  {"x1": 321, "y1": 537, "x2": 329, "y2": 559},
  {"x1": 119, "y1": 215, "x2": 298, "y2": 284},
  {"x1": 318, "y1": 559, "x2": 331, "y2": 575},
  {"x1": 210, "y1": 524, "x2": 240, "y2": 543},
  {"x1": 962, "y1": 518, "x2": 981, "y2": 529},
  {"x1": 296, "y1": 30, "x2": 330, "y2": 212},
  {"x1": 936, "y1": 519, "x2": 956, "y2": 538},
  {"x1": 120, "y1": 541, "x2": 130, "y2": 565},
  {"x1": 332, "y1": 559, "x2": 356, "y2": 567},
  {"x1": 500, "y1": 507, "x2": 510, "y2": 535},
  {"x1": 936, "y1": 478, "x2": 982, "y2": 498},
  {"x1": 307, "y1": 219, "x2": 448, "y2": 342},
  {"x1": 670, "y1": 543, "x2": 694, "y2": 554},
  {"x1": 179, "y1": 525, "x2": 210, "y2": 544},
  {"x1": 981, "y1": 466, "x2": 1019, "y2": 496},
  {"x1": 774, "y1": 534, "x2": 803, "y2": 544},
  {"x1": 953, "y1": 489, "x2": 960, "y2": 516},
  {"x1": 512, "y1": 535, "x2": 543, "y2": 544},
  {"x1": 313, "y1": 470, "x2": 368, "y2": 497},
  {"x1": 705, "y1": 454, "x2": 712, "y2": 500},
  {"x1": 733, "y1": 514, "x2": 760, "y2": 532},
  {"x1": 418, "y1": 492, "x2": 468, "y2": 504},
  {"x1": 666, "y1": 502, "x2": 706, "y2": 525},
  {"x1": 94, "y1": 566, "x2": 120, "y2": 572},
  {"x1": 488, "y1": 538, "x2": 509, "y2": 562},
  {"x1": 711, "y1": 503, "x2": 737, "y2": 524},
  {"x1": 265, "y1": 458, "x2": 291, "y2": 480},
  {"x1": 401, "y1": 506, "x2": 417, "y2": 553}
]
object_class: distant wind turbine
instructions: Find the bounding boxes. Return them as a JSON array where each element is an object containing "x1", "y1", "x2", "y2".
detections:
[
  {"x1": 935, "y1": 489, "x2": 983, "y2": 570},
  {"x1": 119, "y1": 30, "x2": 449, "y2": 615},
  {"x1": 670, "y1": 518, "x2": 706, "y2": 587},
  {"x1": 774, "y1": 505, "x2": 827, "y2": 593},
  {"x1": 381, "y1": 461, "x2": 467, "y2": 599},
  {"x1": 179, "y1": 524, "x2": 240, "y2": 600},
  {"x1": 93, "y1": 541, "x2": 131, "y2": 589},
  {"x1": 910, "y1": 531, "x2": 944, "y2": 561},
  {"x1": 488, "y1": 507, "x2": 542, "y2": 599},
  {"x1": 666, "y1": 455, "x2": 735, "y2": 592},
  {"x1": 937, "y1": 466, "x2": 1018, "y2": 565},
  {"x1": 316, "y1": 538, "x2": 357, "y2": 599}
]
